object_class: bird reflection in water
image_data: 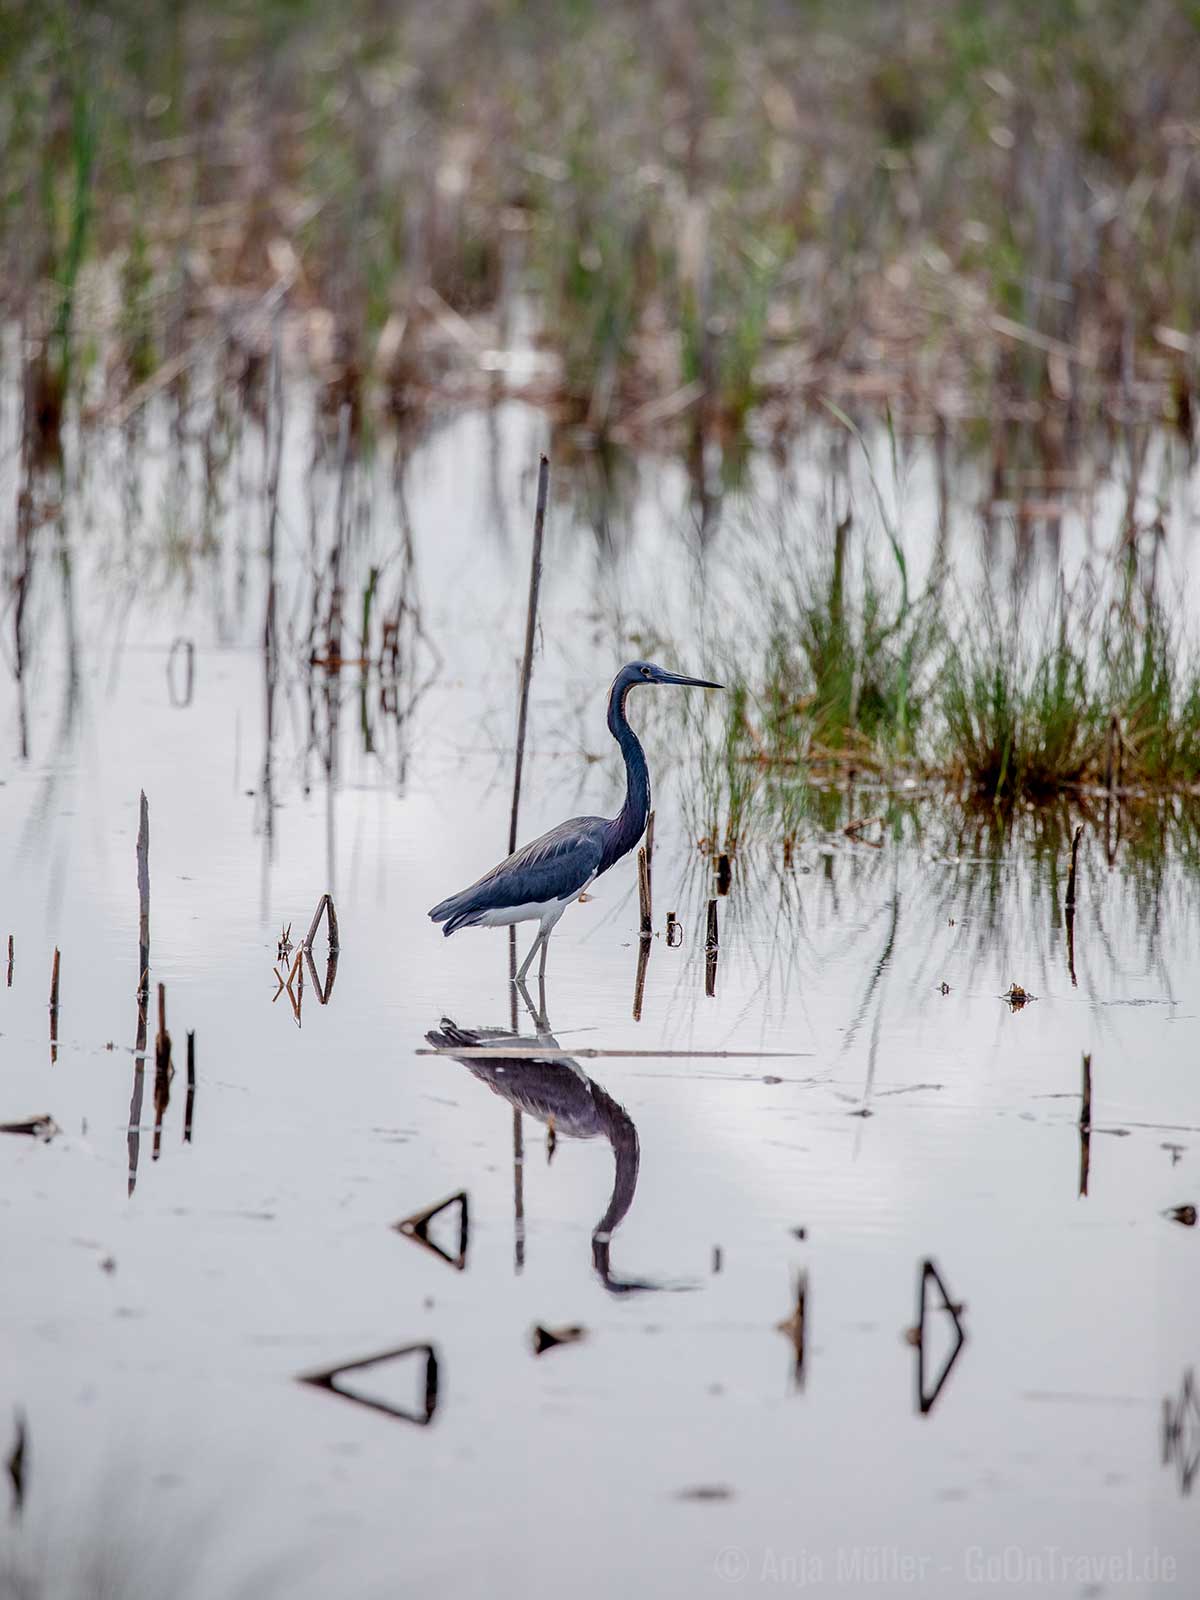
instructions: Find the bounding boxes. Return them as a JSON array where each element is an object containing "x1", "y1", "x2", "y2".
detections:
[{"x1": 426, "y1": 984, "x2": 682, "y2": 1295}]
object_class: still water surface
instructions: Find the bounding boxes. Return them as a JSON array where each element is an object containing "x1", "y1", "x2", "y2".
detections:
[{"x1": 1, "y1": 395, "x2": 1198, "y2": 1596}]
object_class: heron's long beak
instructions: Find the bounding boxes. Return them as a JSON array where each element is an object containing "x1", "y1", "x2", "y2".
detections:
[{"x1": 659, "y1": 670, "x2": 723, "y2": 689}]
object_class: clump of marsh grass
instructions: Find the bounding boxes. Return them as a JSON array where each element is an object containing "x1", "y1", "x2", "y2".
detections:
[
  {"x1": 696, "y1": 522, "x2": 1200, "y2": 837},
  {"x1": 939, "y1": 608, "x2": 1105, "y2": 800}
]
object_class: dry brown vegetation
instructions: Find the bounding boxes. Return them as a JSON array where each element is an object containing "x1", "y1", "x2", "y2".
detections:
[{"x1": 2, "y1": 0, "x2": 1199, "y2": 444}]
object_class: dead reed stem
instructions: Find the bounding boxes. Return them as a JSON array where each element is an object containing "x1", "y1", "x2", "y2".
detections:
[
  {"x1": 1079, "y1": 1051, "x2": 1092, "y2": 1197},
  {"x1": 637, "y1": 846, "x2": 651, "y2": 936},
  {"x1": 505, "y1": 455, "x2": 549, "y2": 1273},
  {"x1": 705, "y1": 898, "x2": 719, "y2": 998},
  {"x1": 507, "y1": 453, "x2": 550, "y2": 857},
  {"x1": 304, "y1": 892, "x2": 339, "y2": 952},
  {"x1": 6, "y1": 934, "x2": 12, "y2": 987}
]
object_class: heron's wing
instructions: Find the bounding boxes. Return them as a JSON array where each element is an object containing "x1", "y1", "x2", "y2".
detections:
[{"x1": 429, "y1": 817, "x2": 606, "y2": 926}]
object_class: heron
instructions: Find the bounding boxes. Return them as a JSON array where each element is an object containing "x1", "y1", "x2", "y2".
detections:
[{"x1": 428, "y1": 659, "x2": 721, "y2": 980}]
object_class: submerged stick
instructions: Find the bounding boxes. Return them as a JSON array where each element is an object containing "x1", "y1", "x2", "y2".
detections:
[
  {"x1": 507, "y1": 454, "x2": 550, "y2": 857},
  {"x1": 1079, "y1": 1051, "x2": 1092, "y2": 1198}
]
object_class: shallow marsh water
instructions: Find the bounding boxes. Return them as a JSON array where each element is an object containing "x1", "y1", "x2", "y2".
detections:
[{"x1": 1, "y1": 393, "x2": 1199, "y2": 1596}]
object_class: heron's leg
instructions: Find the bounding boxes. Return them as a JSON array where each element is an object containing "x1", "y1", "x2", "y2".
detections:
[
  {"x1": 538, "y1": 929, "x2": 550, "y2": 979},
  {"x1": 517, "y1": 928, "x2": 545, "y2": 983},
  {"x1": 515, "y1": 975, "x2": 551, "y2": 1035},
  {"x1": 534, "y1": 972, "x2": 550, "y2": 1034}
]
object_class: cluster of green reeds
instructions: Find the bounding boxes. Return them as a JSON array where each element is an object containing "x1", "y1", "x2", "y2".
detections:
[{"x1": 692, "y1": 521, "x2": 1200, "y2": 849}]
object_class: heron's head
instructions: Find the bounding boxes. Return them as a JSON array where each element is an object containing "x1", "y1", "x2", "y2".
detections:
[{"x1": 619, "y1": 660, "x2": 723, "y2": 692}]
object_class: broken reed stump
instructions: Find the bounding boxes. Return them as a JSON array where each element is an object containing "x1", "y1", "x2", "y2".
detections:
[
  {"x1": 705, "y1": 899, "x2": 719, "y2": 998},
  {"x1": 715, "y1": 853, "x2": 731, "y2": 895},
  {"x1": 184, "y1": 1030, "x2": 196, "y2": 1143},
  {"x1": 637, "y1": 847, "x2": 651, "y2": 937},
  {"x1": 6, "y1": 934, "x2": 12, "y2": 988},
  {"x1": 666, "y1": 910, "x2": 682, "y2": 948},
  {"x1": 49, "y1": 947, "x2": 60, "y2": 1063},
  {"x1": 643, "y1": 809, "x2": 654, "y2": 896},
  {"x1": 1065, "y1": 824, "x2": 1083, "y2": 910},
  {"x1": 304, "y1": 892, "x2": 340, "y2": 953},
  {"x1": 153, "y1": 982, "x2": 173, "y2": 1160}
]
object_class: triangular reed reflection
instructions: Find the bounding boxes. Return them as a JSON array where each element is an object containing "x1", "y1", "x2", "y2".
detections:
[
  {"x1": 1163, "y1": 1368, "x2": 1200, "y2": 1495},
  {"x1": 914, "y1": 1257, "x2": 967, "y2": 1416},
  {"x1": 298, "y1": 1343, "x2": 439, "y2": 1427},
  {"x1": 394, "y1": 1190, "x2": 469, "y2": 1271}
]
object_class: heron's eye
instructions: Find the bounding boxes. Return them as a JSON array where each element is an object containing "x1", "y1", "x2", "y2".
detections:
[{"x1": 641, "y1": 666, "x2": 652, "y2": 678}]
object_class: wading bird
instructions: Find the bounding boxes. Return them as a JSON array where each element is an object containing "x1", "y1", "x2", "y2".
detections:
[{"x1": 429, "y1": 660, "x2": 721, "y2": 980}]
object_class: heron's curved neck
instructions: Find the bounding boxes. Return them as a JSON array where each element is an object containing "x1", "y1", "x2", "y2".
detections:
[{"x1": 602, "y1": 680, "x2": 650, "y2": 871}]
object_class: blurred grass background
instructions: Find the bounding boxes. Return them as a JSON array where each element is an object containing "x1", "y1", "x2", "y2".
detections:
[{"x1": 3, "y1": 0, "x2": 1198, "y2": 436}]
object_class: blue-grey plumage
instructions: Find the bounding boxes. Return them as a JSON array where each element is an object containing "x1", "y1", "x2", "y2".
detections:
[{"x1": 429, "y1": 660, "x2": 722, "y2": 980}]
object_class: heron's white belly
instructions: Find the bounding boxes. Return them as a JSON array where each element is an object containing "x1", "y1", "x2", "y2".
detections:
[{"x1": 475, "y1": 878, "x2": 595, "y2": 930}]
